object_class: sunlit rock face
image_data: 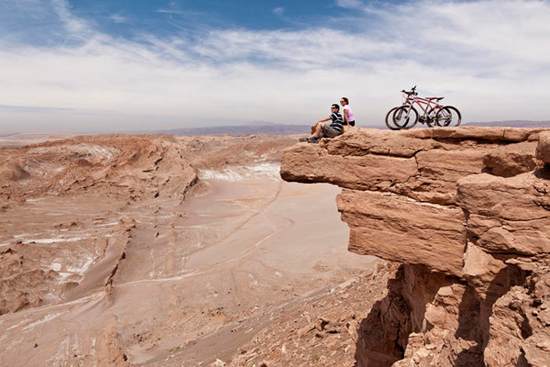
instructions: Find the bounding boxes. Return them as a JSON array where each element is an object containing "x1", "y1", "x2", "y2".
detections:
[{"x1": 281, "y1": 127, "x2": 550, "y2": 366}]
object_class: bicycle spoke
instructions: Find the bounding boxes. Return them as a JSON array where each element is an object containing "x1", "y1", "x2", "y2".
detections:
[
  {"x1": 392, "y1": 106, "x2": 418, "y2": 129},
  {"x1": 435, "y1": 106, "x2": 461, "y2": 127}
]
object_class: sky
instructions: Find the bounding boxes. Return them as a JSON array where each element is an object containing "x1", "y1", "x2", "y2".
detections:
[{"x1": 1, "y1": 0, "x2": 550, "y2": 133}]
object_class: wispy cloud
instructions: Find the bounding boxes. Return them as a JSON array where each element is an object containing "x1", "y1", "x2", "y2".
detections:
[
  {"x1": 336, "y1": 0, "x2": 364, "y2": 9},
  {"x1": 273, "y1": 7, "x2": 285, "y2": 16},
  {"x1": 156, "y1": 9, "x2": 186, "y2": 15},
  {"x1": 110, "y1": 14, "x2": 126, "y2": 24},
  {"x1": 51, "y1": 0, "x2": 93, "y2": 37},
  {"x1": 1, "y1": 0, "x2": 550, "y2": 133}
]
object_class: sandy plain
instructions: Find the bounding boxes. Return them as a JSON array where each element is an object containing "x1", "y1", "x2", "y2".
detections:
[{"x1": 0, "y1": 135, "x2": 378, "y2": 366}]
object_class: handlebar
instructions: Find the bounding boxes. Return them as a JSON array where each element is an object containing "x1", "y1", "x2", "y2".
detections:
[{"x1": 401, "y1": 85, "x2": 418, "y2": 96}]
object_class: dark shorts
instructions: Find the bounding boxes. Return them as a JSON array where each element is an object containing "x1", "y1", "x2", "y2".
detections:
[
  {"x1": 321, "y1": 122, "x2": 342, "y2": 138},
  {"x1": 348, "y1": 120, "x2": 356, "y2": 127}
]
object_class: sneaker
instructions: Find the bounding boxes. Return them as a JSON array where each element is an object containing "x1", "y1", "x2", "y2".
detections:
[
  {"x1": 298, "y1": 137, "x2": 308, "y2": 142},
  {"x1": 308, "y1": 137, "x2": 319, "y2": 144}
]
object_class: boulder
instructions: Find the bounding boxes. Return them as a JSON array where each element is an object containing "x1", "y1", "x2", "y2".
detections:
[{"x1": 536, "y1": 131, "x2": 550, "y2": 164}]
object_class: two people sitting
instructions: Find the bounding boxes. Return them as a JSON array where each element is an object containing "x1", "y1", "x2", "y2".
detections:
[{"x1": 300, "y1": 97, "x2": 355, "y2": 143}]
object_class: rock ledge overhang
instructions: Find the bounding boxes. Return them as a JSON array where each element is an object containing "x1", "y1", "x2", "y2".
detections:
[{"x1": 280, "y1": 127, "x2": 549, "y2": 277}]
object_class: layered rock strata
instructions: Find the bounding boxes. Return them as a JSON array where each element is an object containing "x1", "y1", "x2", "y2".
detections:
[{"x1": 280, "y1": 127, "x2": 550, "y2": 366}]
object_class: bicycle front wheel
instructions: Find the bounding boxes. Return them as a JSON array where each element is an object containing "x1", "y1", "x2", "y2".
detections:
[
  {"x1": 393, "y1": 105, "x2": 419, "y2": 129},
  {"x1": 435, "y1": 106, "x2": 461, "y2": 127},
  {"x1": 385, "y1": 107, "x2": 400, "y2": 130}
]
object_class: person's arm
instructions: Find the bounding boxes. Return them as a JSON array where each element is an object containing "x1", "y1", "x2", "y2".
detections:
[
  {"x1": 344, "y1": 108, "x2": 349, "y2": 124},
  {"x1": 317, "y1": 116, "x2": 331, "y2": 123}
]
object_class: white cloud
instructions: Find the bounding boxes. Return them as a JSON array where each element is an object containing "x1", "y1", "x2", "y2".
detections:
[
  {"x1": 156, "y1": 9, "x2": 186, "y2": 15},
  {"x1": 51, "y1": 0, "x2": 93, "y2": 36},
  {"x1": 336, "y1": 0, "x2": 364, "y2": 9},
  {"x1": 273, "y1": 7, "x2": 284, "y2": 16},
  {"x1": 1, "y1": 0, "x2": 550, "y2": 133},
  {"x1": 110, "y1": 14, "x2": 126, "y2": 24}
]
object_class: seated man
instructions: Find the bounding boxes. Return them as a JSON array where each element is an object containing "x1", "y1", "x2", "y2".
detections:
[{"x1": 300, "y1": 104, "x2": 344, "y2": 143}]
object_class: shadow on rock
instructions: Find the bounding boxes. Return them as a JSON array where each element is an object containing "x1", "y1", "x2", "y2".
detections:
[{"x1": 353, "y1": 266, "x2": 410, "y2": 367}]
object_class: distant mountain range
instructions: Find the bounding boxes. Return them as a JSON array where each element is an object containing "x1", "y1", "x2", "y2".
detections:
[
  {"x1": 464, "y1": 120, "x2": 550, "y2": 128},
  {"x1": 4, "y1": 121, "x2": 550, "y2": 143},
  {"x1": 147, "y1": 120, "x2": 550, "y2": 135},
  {"x1": 145, "y1": 121, "x2": 310, "y2": 136}
]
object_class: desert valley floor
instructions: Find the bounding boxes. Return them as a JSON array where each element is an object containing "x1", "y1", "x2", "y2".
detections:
[{"x1": 0, "y1": 134, "x2": 380, "y2": 366}]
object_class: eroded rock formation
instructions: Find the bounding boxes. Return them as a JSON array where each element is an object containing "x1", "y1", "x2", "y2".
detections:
[
  {"x1": 1, "y1": 133, "x2": 379, "y2": 366},
  {"x1": 281, "y1": 127, "x2": 550, "y2": 366}
]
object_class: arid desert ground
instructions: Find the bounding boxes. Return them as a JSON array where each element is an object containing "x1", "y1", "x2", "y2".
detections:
[{"x1": 0, "y1": 134, "x2": 380, "y2": 366}]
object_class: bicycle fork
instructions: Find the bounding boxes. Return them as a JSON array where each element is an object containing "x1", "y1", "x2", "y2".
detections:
[{"x1": 396, "y1": 105, "x2": 411, "y2": 121}]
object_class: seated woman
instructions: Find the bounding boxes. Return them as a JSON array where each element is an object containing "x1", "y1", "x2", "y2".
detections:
[
  {"x1": 300, "y1": 104, "x2": 344, "y2": 143},
  {"x1": 340, "y1": 97, "x2": 355, "y2": 130}
]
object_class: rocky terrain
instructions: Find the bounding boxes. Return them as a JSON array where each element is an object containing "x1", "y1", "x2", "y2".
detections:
[
  {"x1": 0, "y1": 133, "x2": 379, "y2": 366},
  {"x1": 4, "y1": 126, "x2": 549, "y2": 366},
  {"x1": 280, "y1": 127, "x2": 550, "y2": 366}
]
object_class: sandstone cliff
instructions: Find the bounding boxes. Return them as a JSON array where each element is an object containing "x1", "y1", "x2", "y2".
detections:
[{"x1": 280, "y1": 127, "x2": 550, "y2": 367}]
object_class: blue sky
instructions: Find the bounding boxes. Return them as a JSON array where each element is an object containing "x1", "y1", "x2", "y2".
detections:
[{"x1": 1, "y1": 0, "x2": 550, "y2": 133}]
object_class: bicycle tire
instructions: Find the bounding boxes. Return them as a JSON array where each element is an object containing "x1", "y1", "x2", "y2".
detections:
[
  {"x1": 435, "y1": 106, "x2": 461, "y2": 127},
  {"x1": 424, "y1": 107, "x2": 437, "y2": 128},
  {"x1": 393, "y1": 105, "x2": 419, "y2": 129},
  {"x1": 385, "y1": 107, "x2": 400, "y2": 130}
]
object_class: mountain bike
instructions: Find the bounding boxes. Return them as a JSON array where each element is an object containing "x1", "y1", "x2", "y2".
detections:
[
  {"x1": 385, "y1": 86, "x2": 461, "y2": 130},
  {"x1": 385, "y1": 86, "x2": 417, "y2": 130}
]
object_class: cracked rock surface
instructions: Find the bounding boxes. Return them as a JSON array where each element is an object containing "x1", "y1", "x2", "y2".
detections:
[{"x1": 281, "y1": 127, "x2": 550, "y2": 366}]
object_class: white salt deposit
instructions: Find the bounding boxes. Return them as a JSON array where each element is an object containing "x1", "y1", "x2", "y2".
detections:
[
  {"x1": 22, "y1": 237, "x2": 85, "y2": 244},
  {"x1": 21, "y1": 312, "x2": 64, "y2": 331},
  {"x1": 66, "y1": 255, "x2": 94, "y2": 274},
  {"x1": 28, "y1": 144, "x2": 119, "y2": 163},
  {"x1": 199, "y1": 163, "x2": 281, "y2": 181},
  {"x1": 95, "y1": 222, "x2": 120, "y2": 227},
  {"x1": 50, "y1": 259, "x2": 63, "y2": 272}
]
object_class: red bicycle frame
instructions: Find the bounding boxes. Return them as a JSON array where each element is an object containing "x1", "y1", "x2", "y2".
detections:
[{"x1": 401, "y1": 91, "x2": 444, "y2": 119}]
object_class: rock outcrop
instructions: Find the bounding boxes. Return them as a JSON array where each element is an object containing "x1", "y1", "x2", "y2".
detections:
[{"x1": 281, "y1": 127, "x2": 550, "y2": 366}]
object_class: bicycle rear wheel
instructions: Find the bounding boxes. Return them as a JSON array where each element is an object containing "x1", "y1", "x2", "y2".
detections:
[
  {"x1": 435, "y1": 106, "x2": 461, "y2": 127},
  {"x1": 424, "y1": 107, "x2": 437, "y2": 128},
  {"x1": 385, "y1": 107, "x2": 400, "y2": 130},
  {"x1": 393, "y1": 105, "x2": 419, "y2": 129}
]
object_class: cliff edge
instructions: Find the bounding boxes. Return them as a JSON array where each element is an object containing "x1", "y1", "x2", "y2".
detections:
[{"x1": 281, "y1": 127, "x2": 550, "y2": 367}]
